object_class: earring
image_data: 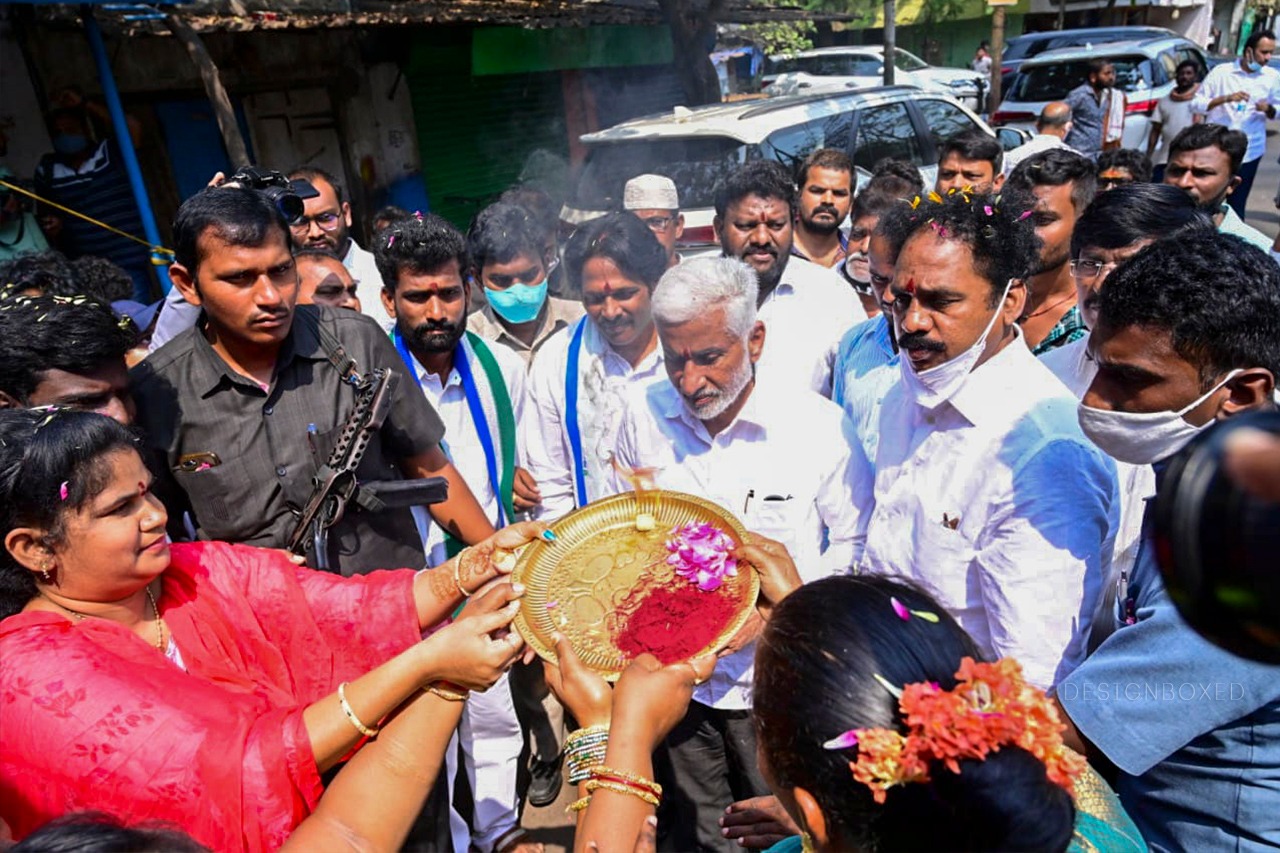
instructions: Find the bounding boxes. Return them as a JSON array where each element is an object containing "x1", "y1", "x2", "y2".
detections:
[
  {"x1": 39, "y1": 561, "x2": 53, "y2": 585},
  {"x1": 801, "y1": 831, "x2": 816, "y2": 853}
]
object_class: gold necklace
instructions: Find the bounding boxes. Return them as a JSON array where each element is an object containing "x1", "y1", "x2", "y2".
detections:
[{"x1": 41, "y1": 585, "x2": 165, "y2": 652}]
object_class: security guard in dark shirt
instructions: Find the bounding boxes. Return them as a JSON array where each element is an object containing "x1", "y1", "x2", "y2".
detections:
[{"x1": 132, "y1": 188, "x2": 495, "y2": 575}]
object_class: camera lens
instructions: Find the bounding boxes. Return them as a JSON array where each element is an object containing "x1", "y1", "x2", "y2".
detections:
[
  {"x1": 1153, "y1": 411, "x2": 1280, "y2": 664},
  {"x1": 274, "y1": 193, "x2": 304, "y2": 224}
]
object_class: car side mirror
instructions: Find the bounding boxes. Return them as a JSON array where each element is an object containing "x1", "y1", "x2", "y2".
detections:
[
  {"x1": 877, "y1": 66, "x2": 885, "y2": 74},
  {"x1": 996, "y1": 127, "x2": 1032, "y2": 151}
]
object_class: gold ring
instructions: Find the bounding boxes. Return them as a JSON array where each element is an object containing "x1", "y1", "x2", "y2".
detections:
[{"x1": 686, "y1": 661, "x2": 707, "y2": 686}]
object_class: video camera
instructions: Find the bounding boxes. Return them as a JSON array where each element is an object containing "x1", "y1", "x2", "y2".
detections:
[
  {"x1": 225, "y1": 166, "x2": 318, "y2": 224},
  {"x1": 1152, "y1": 411, "x2": 1280, "y2": 664}
]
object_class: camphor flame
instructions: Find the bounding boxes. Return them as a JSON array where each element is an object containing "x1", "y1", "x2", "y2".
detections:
[{"x1": 610, "y1": 456, "x2": 664, "y2": 531}]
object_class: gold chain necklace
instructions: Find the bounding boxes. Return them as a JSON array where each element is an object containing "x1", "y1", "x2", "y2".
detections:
[{"x1": 41, "y1": 586, "x2": 165, "y2": 653}]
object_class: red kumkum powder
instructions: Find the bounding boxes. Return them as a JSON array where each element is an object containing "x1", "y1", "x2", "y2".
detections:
[{"x1": 614, "y1": 582, "x2": 740, "y2": 664}]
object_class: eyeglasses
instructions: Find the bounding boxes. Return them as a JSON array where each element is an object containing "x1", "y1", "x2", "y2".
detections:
[
  {"x1": 1069, "y1": 259, "x2": 1119, "y2": 281},
  {"x1": 641, "y1": 215, "x2": 676, "y2": 231},
  {"x1": 289, "y1": 211, "x2": 343, "y2": 233}
]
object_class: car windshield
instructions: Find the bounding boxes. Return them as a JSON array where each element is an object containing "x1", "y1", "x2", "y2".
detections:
[
  {"x1": 894, "y1": 49, "x2": 928, "y2": 71},
  {"x1": 1009, "y1": 56, "x2": 1153, "y2": 100},
  {"x1": 1005, "y1": 31, "x2": 1162, "y2": 63},
  {"x1": 571, "y1": 137, "x2": 752, "y2": 210},
  {"x1": 766, "y1": 53, "x2": 881, "y2": 77}
]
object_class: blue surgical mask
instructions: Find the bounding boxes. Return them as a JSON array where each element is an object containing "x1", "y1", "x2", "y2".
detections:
[
  {"x1": 1245, "y1": 53, "x2": 1263, "y2": 73},
  {"x1": 52, "y1": 134, "x2": 89, "y2": 157},
  {"x1": 484, "y1": 279, "x2": 548, "y2": 325}
]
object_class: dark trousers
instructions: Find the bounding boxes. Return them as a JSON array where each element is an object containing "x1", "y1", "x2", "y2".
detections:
[
  {"x1": 654, "y1": 702, "x2": 771, "y2": 852},
  {"x1": 1227, "y1": 156, "x2": 1262, "y2": 220}
]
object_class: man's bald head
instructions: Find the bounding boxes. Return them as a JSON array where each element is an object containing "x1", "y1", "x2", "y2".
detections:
[{"x1": 1037, "y1": 102, "x2": 1073, "y2": 138}]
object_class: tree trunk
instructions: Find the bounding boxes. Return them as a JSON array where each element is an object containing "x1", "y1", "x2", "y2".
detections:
[
  {"x1": 165, "y1": 13, "x2": 250, "y2": 168},
  {"x1": 990, "y1": 5, "x2": 1007, "y2": 113},
  {"x1": 656, "y1": 0, "x2": 724, "y2": 106},
  {"x1": 883, "y1": 0, "x2": 896, "y2": 86}
]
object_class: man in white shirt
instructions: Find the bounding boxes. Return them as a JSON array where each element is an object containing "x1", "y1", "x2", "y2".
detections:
[
  {"x1": 1191, "y1": 29, "x2": 1280, "y2": 218},
  {"x1": 714, "y1": 160, "x2": 864, "y2": 398},
  {"x1": 1147, "y1": 59, "x2": 1202, "y2": 183},
  {"x1": 623, "y1": 174, "x2": 684, "y2": 269},
  {"x1": 1003, "y1": 102, "x2": 1075, "y2": 177},
  {"x1": 610, "y1": 255, "x2": 871, "y2": 851},
  {"x1": 288, "y1": 166, "x2": 392, "y2": 329},
  {"x1": 859, "y1": 192, "x2": 1117, "y2": 690},
  {"x1": 374, "y1": 213, "x2": 538, "y2": 853},
  {"x1": 1041, "y1": 183, "x2": 1211, "y2": 652},
  {"x1": 523, "y1": 213, "x2": 670, "y2": 521}
]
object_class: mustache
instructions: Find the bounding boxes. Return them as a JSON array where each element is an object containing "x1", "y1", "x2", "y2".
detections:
[
  {"x1": 897, "y1": 330, "x2": 947, "y2": 353},
  {"x1": 411, "y1": 319, "x2": 464, "y2": 339},
  {"x1": 812, "y1": 204, "x2": 840, "y2": 218}
]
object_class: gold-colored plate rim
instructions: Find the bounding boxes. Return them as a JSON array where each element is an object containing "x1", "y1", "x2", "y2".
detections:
[{"x1": 512, "y1": 490, "x2": 757, "y2": 681}]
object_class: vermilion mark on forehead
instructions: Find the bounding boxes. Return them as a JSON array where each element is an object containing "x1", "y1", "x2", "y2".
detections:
[{"x1": 904, "y1": 277, "x2": 916, "y2": 295}]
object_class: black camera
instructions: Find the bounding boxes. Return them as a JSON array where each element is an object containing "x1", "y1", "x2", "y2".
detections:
[
  {"x1": 226, "y1": 166, "x2": 318, "y2": 224},
  {"x1": 1152, "y1": 411, "x2": 1280, "y2": 664}
]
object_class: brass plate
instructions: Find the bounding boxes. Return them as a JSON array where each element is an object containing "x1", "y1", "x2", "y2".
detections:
[{"x1": 512, "y1": 490, "x2": 757, "y2": 681}]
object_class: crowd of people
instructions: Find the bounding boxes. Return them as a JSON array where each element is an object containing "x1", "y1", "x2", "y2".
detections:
[{"x1": 2, "y1": 33, "x2": 1280, "y2": 853}]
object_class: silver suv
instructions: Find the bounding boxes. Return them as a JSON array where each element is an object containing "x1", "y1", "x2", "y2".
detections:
[
  {"x1": 562, "y1": 86, "x2": 1022, "y2": 252},
  {"x1": 994, "y1": 36, "x2": 1208, "y2": 150}
]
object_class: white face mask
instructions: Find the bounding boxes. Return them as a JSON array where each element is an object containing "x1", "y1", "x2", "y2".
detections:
[
  {"x1": 1077, "y1": 369, "x2": 1243, "y2": 465},
  {"x1": 899, "y1": 278, "x2": 1013, "y2": 410}
]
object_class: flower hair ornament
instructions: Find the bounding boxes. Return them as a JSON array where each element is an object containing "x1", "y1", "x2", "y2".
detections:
[{"x1": 822, "y1": 653, "x2": 1086, "y2": 804}]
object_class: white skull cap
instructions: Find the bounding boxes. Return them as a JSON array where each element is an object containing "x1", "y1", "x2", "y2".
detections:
[{"x1": 623, "y1": 174, "x2": 679, "y2": 211}]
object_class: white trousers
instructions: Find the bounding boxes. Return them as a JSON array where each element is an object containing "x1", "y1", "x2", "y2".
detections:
[{"x1": 446, "y1": 670, "x2": 524, "y2": 852}]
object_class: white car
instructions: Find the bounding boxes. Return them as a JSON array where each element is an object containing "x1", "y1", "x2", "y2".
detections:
[
  {"x1": 560, "y1": 87, "x2": 1026, "y2": 254},
  {"x1": 993, "y1": 36, "x2": 1208, "y2": 151},
  {"x1": 764, "y1": 46, "x2": 986, "y2": 111}
]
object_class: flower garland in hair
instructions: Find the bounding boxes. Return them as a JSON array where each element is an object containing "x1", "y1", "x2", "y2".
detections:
[
  {"x1": 905, "y1": 187, "x2": 1032, "y2": 239},
  {"x1": 822, "y1": 654, "x2": 1086, "y2": 804}
]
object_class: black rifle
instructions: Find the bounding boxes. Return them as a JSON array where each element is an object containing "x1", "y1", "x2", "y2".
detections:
[{"x1": 287, "y1": 367, "x2": 448, "y2": 570}]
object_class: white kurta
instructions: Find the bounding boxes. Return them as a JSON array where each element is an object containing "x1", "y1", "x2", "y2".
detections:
[
  {"x1": 523, "y1": 317, "x2": 665, "y2": 520},
  {"x1": 860, "y1": 336, "x2": 1118, "y2": 689},
  {"x1": 611, "y1": 377, "x2": 873, "y2": 709},
  {"x1": 402, "y1": 336, "x2": 528, "y2": 852},
  {"x1": 756, "y1": 255, "x2": 866, "y2": 398}
]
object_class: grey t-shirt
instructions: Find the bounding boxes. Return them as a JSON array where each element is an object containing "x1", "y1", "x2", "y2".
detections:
[{"x1": 132, "y1": 304, "x2": 445, "y2": 574}]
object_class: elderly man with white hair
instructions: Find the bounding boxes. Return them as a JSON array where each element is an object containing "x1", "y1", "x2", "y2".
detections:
[
  {"x1": 623, "y1": 173, "x2": 684, "y2": 268},
  {"x1": 608, "y1": 255, "x2": 872, "y2": 851}
]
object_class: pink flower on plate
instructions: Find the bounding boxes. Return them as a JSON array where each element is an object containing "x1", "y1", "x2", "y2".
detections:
[{"x1": 665, "y1": 522, "x2": 738, "y2": 592}]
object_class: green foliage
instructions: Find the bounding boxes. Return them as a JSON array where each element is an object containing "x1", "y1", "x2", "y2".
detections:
[{"x1": 740, "y1": 19, "x2": 816, "y2": 55}]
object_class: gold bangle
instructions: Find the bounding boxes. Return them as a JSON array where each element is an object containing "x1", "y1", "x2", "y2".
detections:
[
  {"x1": 567, "y1": 795, "x2": 592, "y2": 813},
  {"x1": 584, "y1": 779, "x2": 661, "y2": 807},
  {"x1": 453, "y1": 550, "x2": 476, "y2": 598},
  {"x1": 426, "y1": 683, "x2": 469, "y2": 702},
  {"x1": 337, "y1": 681, "x2": 380, "y2": 738},
  {"x1": 592, "y1": 766, "x2": 663, "y2": 797}
]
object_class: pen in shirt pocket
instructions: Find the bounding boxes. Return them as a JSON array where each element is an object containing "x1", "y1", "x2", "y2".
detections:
[{"x1": 306, "y1": 423, "x2": 319, "y2": 462}]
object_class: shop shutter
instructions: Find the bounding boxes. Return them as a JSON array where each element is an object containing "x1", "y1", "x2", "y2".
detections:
[{"x1": 407, "y1": 36, "x2": 569, "y2": 228}]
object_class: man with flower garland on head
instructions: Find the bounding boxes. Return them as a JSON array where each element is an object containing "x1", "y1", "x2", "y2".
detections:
[
  {"x1": 857, "y1": 192, "x2": 1117, "y2": 692},
  {"x1": 608, "y1": 255, "x2": 871, "y2": 851},
  {"x1": 374, "y1": 212, "x2": 541, "y2": 853}
]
